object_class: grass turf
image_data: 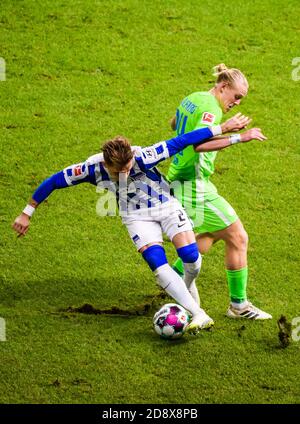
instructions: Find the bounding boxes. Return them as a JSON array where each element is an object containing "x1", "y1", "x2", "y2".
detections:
[{"x1": 0, "y1": 0, "x2": 300, "y2": 404}]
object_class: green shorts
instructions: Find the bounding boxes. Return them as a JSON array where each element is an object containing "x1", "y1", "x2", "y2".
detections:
[{"x1": 171, "y1": 179, "x2": 238, "y2": 234}]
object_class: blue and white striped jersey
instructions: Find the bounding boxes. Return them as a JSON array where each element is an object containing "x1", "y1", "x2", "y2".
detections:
[
  {"x1": 32, "y1": 127, "x2": 216, "y2": 217},
  {"x1": 62, "y1": 143, "x2": 173, "y2": 214}
]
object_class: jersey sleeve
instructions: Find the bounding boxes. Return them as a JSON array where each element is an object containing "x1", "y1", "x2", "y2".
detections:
[
  {"x1": 135, "y1": 127, "x2": 214, "y2": 170},
  {"x1": 165, "y1": 127, "x2": 214, "y2": 156},
  {"x1": 62, "y1": 162, "x2": 96, "y2": 186},
  {"x1": 32, "y1": 161, "x2": 97, "y2": 204},
  {"x1": 134, "y1": 142, "x2": 170, "y2": 171}
]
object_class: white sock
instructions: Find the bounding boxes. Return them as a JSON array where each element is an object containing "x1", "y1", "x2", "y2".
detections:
[
  {"x1": 231, "y1": 300, "x2": 248, "y2": 309},
  {"x1": 183, "y1": 256, "x2": 202, "y2": 306},
  {"x1": 154, "y1": 264, "x2": 201, "y2": 316},
  {"x1": 188, "y1": 281, "x2": 200, "y2": 306}
]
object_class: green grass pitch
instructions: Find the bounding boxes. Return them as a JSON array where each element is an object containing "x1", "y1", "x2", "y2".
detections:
[{"x1": 0, "y1": 0, "x2": 300, "y2": 404}]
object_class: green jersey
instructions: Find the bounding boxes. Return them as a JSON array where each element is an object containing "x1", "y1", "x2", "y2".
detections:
[{"x1": 167, "y1": 92, "x2": 223, "y2": 183}]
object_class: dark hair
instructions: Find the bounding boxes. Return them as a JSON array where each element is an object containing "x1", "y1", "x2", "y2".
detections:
[{"x1": 102, "y1": 136, "x2": 133, "y2": 169}]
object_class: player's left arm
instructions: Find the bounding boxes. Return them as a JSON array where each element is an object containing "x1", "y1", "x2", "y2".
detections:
[{"x1": 194, "y1": 127, "x2": 267, "y2": 152}]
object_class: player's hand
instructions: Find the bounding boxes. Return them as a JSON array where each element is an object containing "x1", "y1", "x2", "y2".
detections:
[
  {"x1": 240, "y1": 128, "x2": 267, "y2": 142},
  {"x1": 221, "y1": 112, "x2": 252, "y2": 133},
  {"x1": 12, "y1": 213, "x2": 30, "y2": 237},
  {"x1": 170, "y1": 116, "x2": 176, "y2": 131}
]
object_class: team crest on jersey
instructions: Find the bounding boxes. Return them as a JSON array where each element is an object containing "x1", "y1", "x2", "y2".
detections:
[
  {"x1": 143, "y1": 147, "x2": 157, "y2": 159},
  {"x1": 140, "y1": 142, "x2": 168, "y2": 165},
  {"x1": 132, "y1": 234, "x2": 140, "y2": 244},
  {"x1": 201, "y1": 112, "x2": 215, "y2": 125}
]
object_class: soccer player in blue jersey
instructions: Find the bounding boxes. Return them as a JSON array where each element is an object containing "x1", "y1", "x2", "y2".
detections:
[{"x1": 13, "y1": 114, "x2": 263, "y2": 333}]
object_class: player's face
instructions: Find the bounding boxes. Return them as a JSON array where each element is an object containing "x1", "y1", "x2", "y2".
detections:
[
  {"x1": 106, "y1": 159, "x2": 133, "y2": 181},
  {"x1": 219, "y1": 81, "x2": 248, "y2": 113}
]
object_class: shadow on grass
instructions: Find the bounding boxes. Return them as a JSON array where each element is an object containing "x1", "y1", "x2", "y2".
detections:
[
  {"x1": 59, "y1": 291, "x2": 169, "y2": 317},
  {"x1": 0, "y1": 276, "x2": 169, "y2": 313}
]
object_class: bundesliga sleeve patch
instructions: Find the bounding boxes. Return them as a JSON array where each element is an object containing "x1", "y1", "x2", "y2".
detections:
[
  {"x1": 74, "y1": 165, "x2": 83, "y2": 177},
  {"x1": 64, "y1": 163, "x2": 88, "y2": 185},
  {"x1": 200, "y1": 112, "x2": 216, "y2": 125}
]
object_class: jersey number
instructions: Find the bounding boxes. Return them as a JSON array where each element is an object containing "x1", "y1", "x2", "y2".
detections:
[
  {"x1": 177, "y1": 210, "x2": 186, "y2": 228},
  {"x1": 175, "y1": 109, "x2": 188, "y2": 136},
  {"x1": 174, "y1": 109, "x2": 188, "y2": 160}
]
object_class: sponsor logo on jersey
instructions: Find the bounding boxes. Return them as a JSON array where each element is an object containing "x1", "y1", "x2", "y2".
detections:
[{"x1": 201, "y1": 112, "x2": 215, "y2": 125}]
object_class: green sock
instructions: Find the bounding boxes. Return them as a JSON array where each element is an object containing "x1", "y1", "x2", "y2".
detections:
[
  {"x1": 226, "y1": 267, "x2": 248, "y2": 303},
  {"x1": 172, "y1": 258, "x2": 185, "y2": 276}
]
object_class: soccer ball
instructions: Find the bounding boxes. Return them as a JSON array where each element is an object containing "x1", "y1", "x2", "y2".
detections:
[{"x1": 153, "y1": 303, "x2": 190, "y2": 340}]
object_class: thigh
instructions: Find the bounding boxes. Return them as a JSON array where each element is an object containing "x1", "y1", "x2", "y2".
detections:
[
  {"x1": 125, "y1": 220, "x2": 163, "y2": 251},
  {"x1": 172, "y1": 230, "x2": 196, "y2": 249},
  {"x1": 173, "y1": 179, "x2": 238, "y2": 234},
  {"x1": 210, "y1": 218, "x2": 245, "y2": 243},
  {"x1": 194, "y1": 194, "x2": 239, "y2": 234}
]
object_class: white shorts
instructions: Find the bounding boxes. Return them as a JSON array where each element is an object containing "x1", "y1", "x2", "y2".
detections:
[{"x1": 124, "y1": 200, "x2": 193, "y2": 251}]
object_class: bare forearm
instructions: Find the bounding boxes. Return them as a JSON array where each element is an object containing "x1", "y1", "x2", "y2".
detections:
[
  {"x1": 194, "y1": 128, "x2": 267, "y2": 152},
  {"x1": 194, "y1": 136, "x2": 231, "y2": 152}
]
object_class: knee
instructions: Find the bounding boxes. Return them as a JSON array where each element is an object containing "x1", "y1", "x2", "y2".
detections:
[
  {"x1": 228, "y1": 227, "x2": 248, "y2": 251},
  {"x1": 141, "y1": 244, "x2": 168, "y2": 271},
  {"x1": 177, "y1": 243, "x2": 202, "y2": 277},
  {"x1": 239, "y1": 228, "x2": 249, "y2": 249},
  {"x1": 177, "y1": 242, "x2": 200, "y2": 263}
]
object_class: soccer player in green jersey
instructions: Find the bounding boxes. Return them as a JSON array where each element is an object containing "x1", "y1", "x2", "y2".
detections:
[{"x1": 167, "y1": 63, "x2": 272, "y2": 320}]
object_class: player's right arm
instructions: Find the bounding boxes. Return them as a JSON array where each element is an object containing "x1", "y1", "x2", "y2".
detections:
[
  {"x1": 12, "y1": 161, "x2": 97, "y2": 237},
  {"x1": 13, "y1": 198, "x2": 39, "y2": 237}
]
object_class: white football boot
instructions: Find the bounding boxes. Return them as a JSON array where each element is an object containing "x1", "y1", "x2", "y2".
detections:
[
  {"x1": 226, "y1": 301, "x2": 272, "y2": 320},
  {"x1": 187, "y1": 309, "x2": 214, "y2": 334}
]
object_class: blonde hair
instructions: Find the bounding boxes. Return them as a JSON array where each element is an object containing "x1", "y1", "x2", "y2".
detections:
[
  {"x1": 212, "y1": 63, "x2": 248, "y2": 89},
  {"x1": 102, "y1": 136, "x2": 133, "y2": 169}
]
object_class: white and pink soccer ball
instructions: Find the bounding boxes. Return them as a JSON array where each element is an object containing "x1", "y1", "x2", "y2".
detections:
[{"x1": 153, "y1": 303, "x2": 190, "y2": 339}]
